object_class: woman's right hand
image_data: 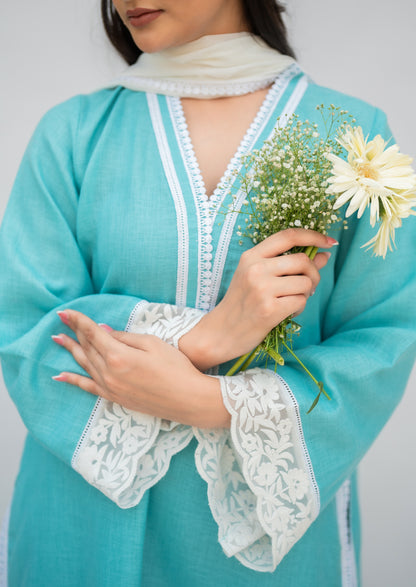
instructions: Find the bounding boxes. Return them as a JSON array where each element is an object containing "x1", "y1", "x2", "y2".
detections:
[{"x1": 179, "y1": 228, "x2": 337, "y2": 371}]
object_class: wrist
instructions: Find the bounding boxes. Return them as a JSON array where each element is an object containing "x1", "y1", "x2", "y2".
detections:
[
  {"x1": 189, "y1": 373, "x2": 230, "y2": 429},
  {"x1": 179, "y1": 312, "x2": 229, "y2": 371}
]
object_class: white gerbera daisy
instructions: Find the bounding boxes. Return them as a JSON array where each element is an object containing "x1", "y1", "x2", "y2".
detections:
[{"x1": 326, "y1": 126, "x2": 416, "y2": 256}]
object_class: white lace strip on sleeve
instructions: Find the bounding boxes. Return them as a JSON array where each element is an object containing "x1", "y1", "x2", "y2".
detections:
[
  {"x1": 72, "y1": 302, "x2": 206, "y2": 508},
  {"x1": 194, "y1": 367, "x2": 320, "y2": 572}
]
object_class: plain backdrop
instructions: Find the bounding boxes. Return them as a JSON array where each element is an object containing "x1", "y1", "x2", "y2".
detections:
[{"x1": 0, "y1": 1, "x2": 415, "y2": 585}]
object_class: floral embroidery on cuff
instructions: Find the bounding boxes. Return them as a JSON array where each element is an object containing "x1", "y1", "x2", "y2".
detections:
[
  {"x1": 194, "y1": 368, "x2": 319, "y2": 572},
  {"x1": 72, "y1": 302, "x2": 204, "y2": 507}
]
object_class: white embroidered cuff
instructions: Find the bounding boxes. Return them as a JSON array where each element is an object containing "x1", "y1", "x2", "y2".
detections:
[
  {"x1": 126, "y1": 301, "x2": 206, "y2": 348},
  {"x1": 194, "y1": 368, "x2": 320, "y2": 572},
  {"x1": 71, "y1": 301, "x2": 205, "y2": 508}
]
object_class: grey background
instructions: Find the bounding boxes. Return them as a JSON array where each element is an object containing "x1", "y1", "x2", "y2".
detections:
[{"x1": 0, "y1": 1, "x2": 415, "y2": 585}]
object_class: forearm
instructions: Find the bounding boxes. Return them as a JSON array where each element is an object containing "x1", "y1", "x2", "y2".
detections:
[
  {"x1": 178, "y1": 308, "x2": 239, "y2": 371},
  {"x1": 54, "y1": 308, "x2": 231, "y2": 429}
]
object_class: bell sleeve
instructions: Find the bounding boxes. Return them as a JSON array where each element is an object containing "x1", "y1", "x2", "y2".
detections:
[
  {"x1": 0, "y1": 100, "x2": 204, "y2": 485},
  {"x1": 191, "y1": 108, "x2": 416, "y2": 571}
]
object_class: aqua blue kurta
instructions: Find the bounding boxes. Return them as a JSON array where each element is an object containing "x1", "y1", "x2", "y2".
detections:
[{"x1": 0, "y1": 65, "x2": 415, "y2": 586}]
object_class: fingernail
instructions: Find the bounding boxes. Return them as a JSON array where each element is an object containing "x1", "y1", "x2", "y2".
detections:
[
  {"x1": 310, "y1": 289, "x2": 316, "y2": 296},
  {"x1": 52, "y1": 373, "x2": 68, "y2": 382},
  {"x1": 51, "y1": 335, "x2": 65, "y2": 346},
  {"x1": 323, "y1": 252, "x2": 332, "y2": 259},
  {"x1": 326, "y1": 237, "x2": 339, "y2": 246},
  {"x1": 57, "y1": 311, "x2": 70, "y2": 325},
  {"x1": 98, "y1": 323, "x2": 113, "y2": 332}
]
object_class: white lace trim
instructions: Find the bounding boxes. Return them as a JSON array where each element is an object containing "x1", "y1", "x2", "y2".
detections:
[
  {"x1": 167, "y1": 95, "x2": 213, "y2": 311},
  {"x1": 168, "y1": 63, "x2": 302, "y2": 311},
  {"x1": 125, "y1": 302, "x2": 206, "y2": 350},
  {"x1": 72, "y1": 304, "x2": 319, "y2": 571},
  {"x1": 72, "y1": 303, "x2": 204, "y2": 507},
  {"x1": 209, "y1": 68, "x2": 308, "y2": 310},
  {"x1": 195, "y1": 368, "x2": 319, "y2": 572},
  {"x1": 147, "y1": 93, "x2": 189, "y2": 307},
  {"x1": 125, "y1": 300, "x2": 149, "y2": 333},
  {"x1": 276, "y1": 374, "x2": 320, "y2": 506},
  {"x1": 0, "y1": 505, "x2": 9, "y2": 587},
  {"x1": 277, "y1": 74, "x2": 310, "y2": 129},
  {"x1": 336, "y1": 479, "x2": 358, "y2": 587},
  {"x1": 112, "y1": 76, "x2": 279, "y2": 99},
  {"x1": 209, "y1": 63, "x2": 303, "y2": 217},
  {"x1": 209, "y1": 65, "x2": 304, "y2": 310}
]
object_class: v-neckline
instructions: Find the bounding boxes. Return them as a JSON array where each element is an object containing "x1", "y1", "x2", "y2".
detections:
[
  {"x1": 147, "y1": 63, "x2": 304, "y2": 311},
  {"x1": 167, "y1": 75, "x2": 283, "y2": 216}
]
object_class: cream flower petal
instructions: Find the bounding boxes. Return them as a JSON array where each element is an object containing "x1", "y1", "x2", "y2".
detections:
[
  {"x1": 327, "y1": 125, "x2": 416, "y2": 255},
  {"x1": 366, "y1": 196, "x2": 378, "y2": 224},
  {"x1": 381, "y1": 167, "x2": 415, "y2": 178},
  {"x1": 362, "y1": 218, "x2": 397, "y2": 258},
  {"x1": 333, "y1": 187, "x2": 358, "y2": 209},
  {"x1": 384, "y1": 178, "x2": 416, "y2": 190},
  {"x1": 346, "y1": 188, "x2": 369, "y2": 218},
  {"x1": 329, "y1": 181, "x2": 356, "y2": 194}
]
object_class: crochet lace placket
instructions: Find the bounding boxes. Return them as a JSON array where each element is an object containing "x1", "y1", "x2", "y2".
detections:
[{"x1": 167, "y1": 63, "x2": 303, "y2": 312}]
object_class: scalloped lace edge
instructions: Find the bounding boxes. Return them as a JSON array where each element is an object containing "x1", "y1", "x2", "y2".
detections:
[
  {"x1": 71, "y1": 303, "x2": 204, "y2": 507},
  {"x1": 194, "y1": 368, "x2": 320, "y2": 571},
  {"x1": 167, "y1": 63, "x2": 302, "y2": 312},
  {"x1": 112, "y1": 75, "x2": 280, "y2": 98},
  {"x1": 209, "y1": 68, "x2": 308, "y2": 311}
]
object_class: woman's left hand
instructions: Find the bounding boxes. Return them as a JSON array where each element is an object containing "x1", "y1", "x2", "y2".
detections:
[{"x1": 52, "y1": 310, "x2": 230, "y2": 429}]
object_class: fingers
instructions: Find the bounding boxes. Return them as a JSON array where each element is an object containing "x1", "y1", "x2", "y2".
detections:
[
  {"x1": 270, "y1": 275, "x2": 315, "y2": 298},
  {"x1": 53, "y1": 371, "x2": 102, "y2": 397},
  {"x1": 276, "y1": 293, "x2": 309, "y2": 318},
  {"x1": 52, "y1": 333, "x2": 103, "y2": 380},
  {"x1": 313, "y1": 251, "x2": 331, "y2": 271},
  {"x1": 264, "y1": 251, "x2": 326, "y2": 294},
  {"x1": 247, "y1": 228, "x2": 338, "y2": 259},
  {"x1": 57, "y1": 310, "x2": 118, "y2": 360}
]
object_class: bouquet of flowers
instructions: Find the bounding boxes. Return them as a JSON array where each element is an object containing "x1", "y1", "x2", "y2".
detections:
[{"x1": 228, "y1": 105, "x2": 416, "y2": 412}]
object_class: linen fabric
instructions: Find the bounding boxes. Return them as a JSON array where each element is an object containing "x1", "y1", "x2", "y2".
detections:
[{"x1": 0, "y1": 64, "x2": 415, "y2": 586}]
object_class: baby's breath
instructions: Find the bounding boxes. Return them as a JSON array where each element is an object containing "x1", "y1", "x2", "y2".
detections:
[
  {"x1": 228, "y1": 106, "x2": 353, "y2": 411},
  {"x1": 237, "y1": 107, "x2": 351, "y2": 245}
]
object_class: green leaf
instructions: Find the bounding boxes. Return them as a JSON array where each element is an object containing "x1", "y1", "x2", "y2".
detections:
[
  {"x1": 306, "y1": 391, "x2": 322, "y2": 414},
  {"x1": 266, "y1": 347, "x2": 285, "y2": 366}
]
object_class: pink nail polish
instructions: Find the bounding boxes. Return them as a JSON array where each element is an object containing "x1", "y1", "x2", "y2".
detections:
[
  {"x1": 52, "y1": 373, "x2": 68, "y2": 382},
  {"x1": 56, "y1": 310, "x2": 69, "y2": 324},
  {"x1": 57, "y1": 311, "x2": 70, "y2": 325},
  {"x1": 326, "y1": 237, "x2": 339, "y2": 246},
  {"x1": 52, "y1": 335, "x2": 65, "y2": 346},
  {"x1": 98, "y1": 323, "x2": 113, "y2": 332}
]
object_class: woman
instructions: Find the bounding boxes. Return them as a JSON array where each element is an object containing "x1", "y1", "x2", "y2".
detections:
[{"x1": 0, "y1": 1, "x2": 415, "y2": 585}]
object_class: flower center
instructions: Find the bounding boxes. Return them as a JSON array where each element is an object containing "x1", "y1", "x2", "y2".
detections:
[{"x1": 356, "y1": 162, "x2": 379, "y2": 181}]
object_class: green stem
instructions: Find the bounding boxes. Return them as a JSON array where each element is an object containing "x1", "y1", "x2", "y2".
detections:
[
  {"x1": 226, "y1": 351, "x2": 251, "y2": 376},
  {"x1": 239, "y1": 346, "x2": 260, "y2": 372},
  {"x1": 225, "y1": 345, "x2": 260, "y2": 376},
  {"x1": 281, "y1": 340, "x2": 331, "y2": 401},
  {"x1": 304, "y1": 245, "x2": 318, "y2": 260}
]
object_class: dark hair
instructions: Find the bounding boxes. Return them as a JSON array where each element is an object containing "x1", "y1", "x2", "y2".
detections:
[{"x1": 101, "y1": 0, "x2": 295, "y2": 65}]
